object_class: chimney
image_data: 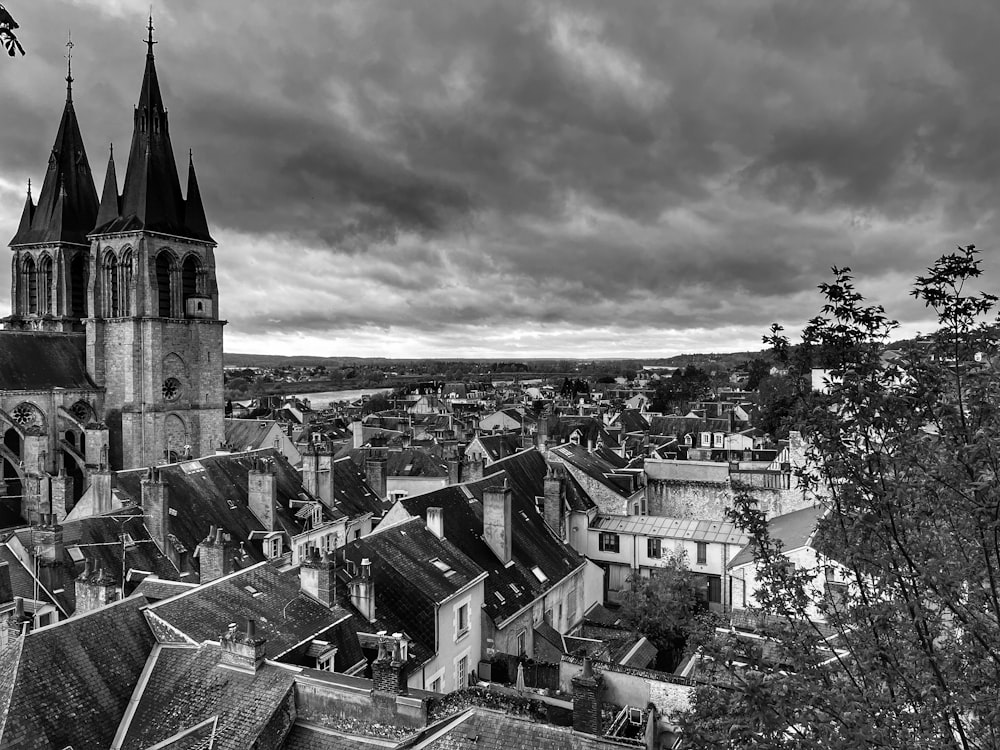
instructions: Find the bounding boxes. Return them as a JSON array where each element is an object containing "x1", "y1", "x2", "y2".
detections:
[
  {"x1": 141, "y1": 467, "x2": 169, "y2": 554},
  {"x1": 365, "y1": 457, "x2": 387, "y2": 500},
  {"x1": 543, "y1": 463, "x2": 565, "y2": 538},
  {"x1": 3, "y1": 597, "x2": 31, "y2": 647},
  {"x1": 572, "y1": 657, "x2": 604, "y2": 735},
  {"x1": 371, "y1": 635, "x2": 408, "y2": 696},
  {"x1": 483, "y1": 481, "x2": 512, "y2": 564},
  {"x1": 196, "y1": 526, "x2": 237, "y2": 583},
  {"x1": 74, "y1": 559, "x2": 119, "y2": 615},
  {"x1": 465, "y1": 457, "x2": 483, "y2": 483},
  {"x1": 248, "y1": 459, "x2": 277, "y2": 531},
  {"x1": 350, "y1": 557, "x2": 376, "y2": 622},
  {"x1": 447, "y1": 458, "x2": 460, "y2": 485},
  {"x1": 34, "y1": 513, "x2": 63, "y2": 564},
  {"x1": 300, "y1": 549, "x2": 337, "y2": 607},
  {"x1": 426, "y1": 507, "x2": 444, "y2": 540},
  {"x1": 302, "y1": 445, "x2": 334, "y2": 507},
  {"x1": 23, "y1": 474, "x2": 50, "y2": 527},
  {"x1": 89, "y1": 455, "x2": 116, "y2": 514},
  {"x1": 351, "y1": 420, "x2": 365, "y2": 449},
  {"x1": 536, "y1": 418, "x2": 548, "y2": 454},
  {"x1": 220, "y1": 618, "x2": 267, "y2": 673}
]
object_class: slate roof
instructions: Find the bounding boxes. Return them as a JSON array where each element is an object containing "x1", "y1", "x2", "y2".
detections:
[
  {"x1": 398, "y1": 450, "x2": 587, "y2": 625},
  {"x1": 118, "y1": 643, "x2": 296, "y2": 750},
  {"x1": 283, "y1": 723, "x2": 402, "y2": 748},
  {"x1": 338, "y1": 447, "x2": 450, "y2": 478},
  {"x1": 592, "y1": 515, "x2": 748, "y2": 545},
  {"x1": 540, "y1": 416, "x2": 619, "y2": 449},
  {"x1": 549, "y1": 444, "x2": 638, "y2": 497},
  {"x1": 146, "y1": 562, "x2": 354, "y2": 659},
  {"x1": 0, "y1": 332, "x2": 95, "y2": 390},
  {"x1": 9, "y1": 88, "x2": 98, "y2": 248},
  {"x1": 331, "y1": 457, "x2": 392, "y2": 518},
  {"x1": 728, "y1": 505, "x2": 827, "y2": 569},
  {"x1": 132, "y1": 577, "x2": 199, "y2": 602},
  {"x1": 114, "y1": 450, "x2": 317, "y2": 572},
  {"x1": 0, "y1": 595, "x2": 155, "y2": 750},
  {"x1": 416, "y1": 708, "x2": 625, "y2": 750},
  {"x1": 340, "y1": 518, "x2": 483, "y2": 660},
  {"x1": 614, "y1": 409, "x2": 650, "y2": 435},
  {"x1": 224, "y1": 418, "x2": 282, "y2": 451},
  {"x1": 471, "y1": 434, "x2": 523, "y2": 463},
  {"x1": 0, "y1": 544, "x2": 56, "y2": 609}
]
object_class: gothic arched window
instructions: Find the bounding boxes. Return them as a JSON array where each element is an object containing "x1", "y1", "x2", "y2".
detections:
[
  {"x1": 103, "y1": 251, "x2": 119, "y2": 317},
  {"x1": 119, "y1": 249, "x2": 134, "y2": 316},
  {"x1": 38, "y1": 255, "x2": 53, "y2": 314},
  {"x1": 155, "y1": 251, "x2": 173, "y2": 318},
  {"x1": 22, "y1": 255, "x2": 37, "y2": 315}
]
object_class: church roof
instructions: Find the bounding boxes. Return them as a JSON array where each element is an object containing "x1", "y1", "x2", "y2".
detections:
[
  {"x1": 90, "y1": 23, "x2": 214, "y2": 244},
  {"x1": 0, "y1": 332, "x2": 95, "y2": 391},
  {"x1": 8, "y1": 70, "x2": 98, "y2": 248}
]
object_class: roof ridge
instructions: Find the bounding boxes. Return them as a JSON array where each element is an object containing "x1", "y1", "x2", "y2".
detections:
[{"x1": 146, "y1": 561, "x2": 268, "y2": 609}]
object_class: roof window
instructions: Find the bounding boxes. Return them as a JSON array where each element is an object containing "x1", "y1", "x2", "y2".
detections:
[{"x1": 531, "y1": 566, "x2": 549, "y2": 584}]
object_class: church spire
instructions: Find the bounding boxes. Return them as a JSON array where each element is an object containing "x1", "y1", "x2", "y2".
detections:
[
  {"x1": 184, "y1": 151, "x2": 213, "y2": 243},
  {"x1": 65, "y1": 31, "x2": 74, "y2": 103},
  {"x1": 14, "y1": 182, "x2": 34, "y2": 241},
  {"x1": 101, "y1": 14, "x2": 192, "y2": 239},
  {"x1": 95, "y1": 145, "x2": 120, "y2": 230},
  {"x1": 9, "y1": 42, "x2": 98, "y2": 248}
]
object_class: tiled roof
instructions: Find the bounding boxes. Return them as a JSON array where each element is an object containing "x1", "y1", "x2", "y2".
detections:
[
  {"x1": 540, "y1": 416, "x2": 619, "y2": 449},
  {"x1": 615, "y1": 409, "x2": 650, "y2": 434},
  {"x1": 337, "y1": 448, "x2": 450, "y2": 478},
  {"x1": 399, "y1": 450, "x2": 586, "y2": 624},
  {"x1": 132, "y1": 577, "x2": 199, "y2": 602},
  {"x1": 147, "y1": 562, "x2": 354, "y2": 659},
  {"x1": 472, "y1": 434, "x2": 524, "y2": 462},
  {"x1": 341, "y1": 519, "x2": 483, "y2": 657},
  {"x1": 417, "y1": 708, "x2": 625, "y2": 749},
  {"x1": 549, "y1": 444, "x2": 636, "y2": 496},
  {"x1": 728, "y1": 505, "x2": 827, "y2": 569},
  {"x1": 283, "y1": 722, "x2": 402, "y2": 749},
  {"x1": 0, "y1": 332, "x2": 96, "y2": 390},
  {"x1": 118, "y1": 643, "x2": 296, "y2": 750},
  {"x1": 331, "y1": 458, "x2": 392, "y2": 518},
  {"x1": 224, "y1": 418, "x2": 281, "y2": 452},
  {"x1": 0, "y1": 545, "x2": 56, "y2": 609},
  {"x1": 114, "y1": 450, "x2": 315, "y2": 572},
  {"x1": 0, "y1": 596, "x2": 155, "y2": 750},
  {"x1": 592, "y1": 515, "x2": 748, "y2": 545}
]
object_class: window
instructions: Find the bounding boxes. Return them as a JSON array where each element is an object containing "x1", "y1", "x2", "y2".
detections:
[
  {"x1": 456, "y1": 603, "x2": 469, "y2": 638},
  {"x1": 598, "y1": 532, "x2": 620, "y2": 553},
  {"x1": 516, "y1": 629, "x2": 527, "y2": 655},
  {"x1": 457, "y1": 656, "x2": 468, "y2": 689},
  {"x1": 647, "y1": 538, "x2": 661, "y2": 559},
  {"x1": 700, "y1": 432, "x2": 710, "y2": 447},
  {"x1": 713, "y1": 432, "x2": 724, "y2": 448},
  {"x1": 707, "y1": 576, "x2": 721, "y2": 604},
  {"x1": 566, "y1": 584, "x2": 577, "y2": 622},
  {"x1": 430, "y1": 677, "x2": 442, "y2": 693},
  {"x1": 696, "y1": 542, "x2": 707, "y2": 565}
]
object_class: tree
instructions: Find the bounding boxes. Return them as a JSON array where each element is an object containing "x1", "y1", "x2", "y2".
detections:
[
  {"x1": 752, "y1": 373, "x2": 801, "y2": 439},
  {"x1": 745, "y1": 357, "x2": 772, "y2": 391},
  {"x1": 619, "y1": 556, "x2": 707, "y2": 672},
  {"x1": 650, "y1": 365, "x2": 712, "y2": 412},
  {"x1": 679, "y1": 246, "x2": 1000, "y2": 747}
]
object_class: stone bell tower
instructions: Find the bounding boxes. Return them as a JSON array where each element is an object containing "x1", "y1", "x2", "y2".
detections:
[{"x1": 86, "y1": 18, "x2": 224, "y2": 468}]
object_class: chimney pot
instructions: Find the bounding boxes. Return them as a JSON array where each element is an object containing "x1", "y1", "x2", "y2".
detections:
[{"x1": 246, "y1": 619, "x2": 256, "y2": 640}]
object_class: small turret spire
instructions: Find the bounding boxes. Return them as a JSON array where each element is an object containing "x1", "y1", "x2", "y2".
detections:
[{"x1": 65, "y1": 31, "x2": 74, "y2": 102}]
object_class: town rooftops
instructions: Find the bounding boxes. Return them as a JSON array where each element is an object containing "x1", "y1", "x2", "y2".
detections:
[
  {"x1": 223, "y1": 418, "x2": 283, "y2": 452},
  {"x1": 331, "y1": 456, "x2": 392, "y2": 518},
  {"x1": 145, "y1": 562, "x2": 355, "y2": 661},
  {"x1": 592, "y1": 515, "x2": 749, "y2": 546},
  {"x1": 727, "y1": 504, "x2": 827, "y2": 569},
  {"x1": 0, "y1": 595, "x2": 155, "y2": 750}
]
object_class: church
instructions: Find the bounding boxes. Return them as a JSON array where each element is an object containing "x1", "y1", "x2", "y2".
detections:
[{"x1": 0, "y1": 24, "x2": 224, "y2": 523}]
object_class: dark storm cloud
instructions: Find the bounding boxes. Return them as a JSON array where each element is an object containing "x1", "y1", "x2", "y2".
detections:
[{"x1": 2, "y1": 0, "x2": 999, "y2": 356}]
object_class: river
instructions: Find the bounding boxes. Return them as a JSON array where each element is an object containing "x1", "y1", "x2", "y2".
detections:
[{"x1": 299, "y1": 388, "x2": 392, "y2": 409}]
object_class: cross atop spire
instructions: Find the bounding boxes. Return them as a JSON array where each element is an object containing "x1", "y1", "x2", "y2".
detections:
[
  {"x1": 146, "y1": 12, "x2": 156, "y2": 57},
  {"x1": 65, "y1": 31, "x2": 74, "y2": 102}
]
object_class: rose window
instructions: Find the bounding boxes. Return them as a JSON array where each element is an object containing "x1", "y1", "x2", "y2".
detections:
[
  {"x1": 71, "y1": 401, "x2": 91, "y2": 422},
  {"x1": 11, "y1": 404, "x2": 36, "y2": 427},
  {"x1": 162, "y1": 378, "x2": 182, "y2": 402}
]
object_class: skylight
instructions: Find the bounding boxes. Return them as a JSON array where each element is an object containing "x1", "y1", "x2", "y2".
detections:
[
  {"x1": 430, "y1": 557, "x2": 454, "y2": 576},
  {"x1": 531, "y1": 566, "x2": 549, "y2": 584}
]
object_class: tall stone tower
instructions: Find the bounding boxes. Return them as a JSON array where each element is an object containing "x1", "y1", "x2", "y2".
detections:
[
  {"x1": 7, "y1": 52, "x2": 98, "y2": 332},
  {"x1": 86, "y1": 20, "x2": 224, "y2": 468}
]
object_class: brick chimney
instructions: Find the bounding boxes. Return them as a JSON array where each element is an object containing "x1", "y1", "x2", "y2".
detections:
[
  {"x1": 141, "y1": 466, "x2": 169, "y2": 555},
  {"x1": 447, "y1": 458, "x2": 460, "y2": 485},
  {"x1": 543, "y1": 463, "x2": 565, "y2": 538},
  {"x1": 426, "y1": 507, "x2": 444, "y2": 540},
  {"x1": 49, "y1": 468, "x2": 73, "y2": 522},
  {"x1": 34, "y1": 513, "x2": 63, "y2": 564},
  {"x1": 74, "y1": 559, "x2": 119, "y2": 615},
  {"x1": 350, "y1": 557, "x2": 376, "y2": 622},
  {"x1": 302, "y1": 443, "x2": 333, "y2": 506},
  {"x1": 248, "y1": 459, "x2": 277, "y2": 531},
  {"x1": 372, "y1": 635, "x2": 407, "y2": 696},
  {"x1": 301, "y1": 549, "x2": 336, "y2": 607},
  {"x1": 572, "y1": 657, "x2": 604, "y2": 735},
  {"x1": 220, "y1": 619, "x2": 267, "y2": 673},
  {"x1": 483, "y1": 481, "x2": 512, "y2": 564},
  {"x1": 365, "y1": 457, "x2": 387, "y2": 500},
  {"x1": 197, "y1": 526, "x2": 237, "y2": 583},
  {"x1": 90, "y1": 463, "x2": 115, "y2": 516},
  {"x1": 464, "y1": 457, "x2": 483, "y2": 483}
]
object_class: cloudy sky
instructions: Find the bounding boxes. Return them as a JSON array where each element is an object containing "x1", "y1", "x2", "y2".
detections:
[{"x1": 1, "y1": 0, "x2": 997, "y2": 358}]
